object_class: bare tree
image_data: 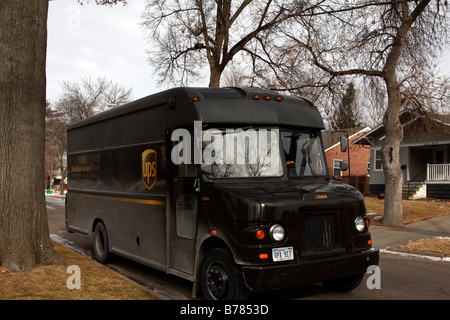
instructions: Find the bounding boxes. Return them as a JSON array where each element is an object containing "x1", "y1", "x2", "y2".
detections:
[
  {"x1": 56, "y1": 76, "x2": 133, "y2": 123},
  {"x1": 45, "y1": 103, "x2": 68, "y2": 195},
  {"x1": 272, "y1": 0, "x2": 450, "y2": 224},
  {"x1": 141, "y1": 0, "x2": 328, "y2": 87},
  {"x1": 358, "y1": 77, "x2": 388, "y2": 128},
  {"x1": 221, "y1": 62, "x2": 251, "y2": 87},
  {"x1": 77, "y1": 0, "x2": 128, "y2": 5},
  {"x1": 45, "y1": 103, "x2": 62, "y2": 191}
]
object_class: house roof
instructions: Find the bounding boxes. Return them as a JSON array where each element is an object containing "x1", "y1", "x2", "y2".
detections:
[
  {"x1": 323, "y1": 127, "x2": 371, "y2": 151},
  {"x1": 353, "y1": 110, "x2": 450, "y2": 146}
]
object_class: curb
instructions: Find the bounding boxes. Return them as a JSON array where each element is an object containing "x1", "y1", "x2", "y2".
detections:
[{"x1": 380, "y1": 248, "x2": 450, "y2": 263}]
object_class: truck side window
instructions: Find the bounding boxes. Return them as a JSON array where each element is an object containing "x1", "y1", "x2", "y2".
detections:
[
  {"x1": 281, "y1": 131, "x2": 326, "y2": 177},
  {"x1": 176, "y1": 194, "x2": 197, "y2": 239}
]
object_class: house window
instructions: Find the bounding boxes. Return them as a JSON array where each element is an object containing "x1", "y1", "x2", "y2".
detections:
[
  {"x1": 333, "y1": 159, "x2": 343, "y2": 178},
  {"x1": 374, "y1": 150, "x2": 382, "y2": 171}
]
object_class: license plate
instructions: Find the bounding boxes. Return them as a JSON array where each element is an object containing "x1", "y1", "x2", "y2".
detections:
[{"x1": 272, "y1": 247, "x2": 294, "y2": 262}]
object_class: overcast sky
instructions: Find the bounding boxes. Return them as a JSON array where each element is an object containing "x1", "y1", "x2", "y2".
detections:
[
  {"x1": 46, "y1": 0, "x2": 450, "y2": 104},
  {"x1": 46, "y1": 0, "x2": 186, "y2": 103}
]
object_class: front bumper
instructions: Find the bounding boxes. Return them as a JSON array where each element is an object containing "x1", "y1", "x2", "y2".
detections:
[{"x1": 242, "y1": 247, "x2": 379, "y2": 293}]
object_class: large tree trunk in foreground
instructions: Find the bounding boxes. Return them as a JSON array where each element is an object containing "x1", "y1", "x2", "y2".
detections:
[{"x1": 0, "y1": 0, "x2": 62, "y2": 271}]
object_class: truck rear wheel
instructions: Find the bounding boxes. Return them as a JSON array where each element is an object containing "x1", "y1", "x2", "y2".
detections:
[
  {"x1": 200, "y1": 248, "x2": 249, "y2": 300},
  {"x1": 93, "y1": 222, "x2": 111, "y2": 264}
]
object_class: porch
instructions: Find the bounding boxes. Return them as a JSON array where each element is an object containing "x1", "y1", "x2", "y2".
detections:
[
  {"x1": 427, "y1": 163, "x2": 450, "y2": 181},
  {"x1": 403, "y1": 163, "x2": 450, "y2": 199}
]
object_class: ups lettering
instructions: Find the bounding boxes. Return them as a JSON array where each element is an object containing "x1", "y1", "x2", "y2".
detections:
[{"x1": 143, "y1": 161, "x2": 157, "y2": 182}]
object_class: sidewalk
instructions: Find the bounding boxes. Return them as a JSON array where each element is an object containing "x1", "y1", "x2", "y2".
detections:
[{"x1": 370, "y1": 215, "x2": 450, "y2": 260}]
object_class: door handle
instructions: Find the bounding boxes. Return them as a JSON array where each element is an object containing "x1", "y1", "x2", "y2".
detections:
[{"x1": 194, "y1": 178, "x2": 200, "y2": 192}]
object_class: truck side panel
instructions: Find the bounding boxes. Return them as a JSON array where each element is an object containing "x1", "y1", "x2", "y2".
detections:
[{"x1": 66, "y1": 192, "x2": 167, "y2": 271}]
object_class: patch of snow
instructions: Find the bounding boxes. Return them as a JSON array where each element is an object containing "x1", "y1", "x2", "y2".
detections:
[
  {"x1": 380, "y1": 249, "x2": 450, "y2": 263},
  {"x1": 50, "y1": 234, "x2": 90, "y2": 258}
]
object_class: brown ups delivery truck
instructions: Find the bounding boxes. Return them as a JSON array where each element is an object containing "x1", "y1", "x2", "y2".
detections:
[{"x1": 66, "y1": 87, "x2": 379, "y2": 300}]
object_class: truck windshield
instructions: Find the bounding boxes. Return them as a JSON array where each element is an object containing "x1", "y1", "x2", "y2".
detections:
[
  {"x1": 281, "y1": 131, "x2": 326, "y2": 177},
  {"x1": 204, "y1": 128, "x2": 283, "y2": 178}
]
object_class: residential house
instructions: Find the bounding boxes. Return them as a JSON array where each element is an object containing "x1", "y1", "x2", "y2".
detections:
[
  {"x1": 353, "y1": 110, "x2": 450, "y2": 199},
  {"x1": 322, "y1": 127, "x2": 371, "y2": 194}
]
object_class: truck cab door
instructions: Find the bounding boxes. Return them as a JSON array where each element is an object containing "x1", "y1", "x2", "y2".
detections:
[{"x1": 169, "y1": 160, "x2": 200, "y2": 277}]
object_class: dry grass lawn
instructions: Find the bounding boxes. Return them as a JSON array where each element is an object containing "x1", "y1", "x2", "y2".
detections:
[
  {"x1": 0, "y1": 242, "x2": 161, "y2": 300},
  {"x1": 364, "y1": 197, "x2": 450, "y2": 226},
  {"x1": 365, "y1": 197, "x2": 450, "y2": 258},
  {"x1": 394, "y1": 237, "x2": 450, "y2": 257}
]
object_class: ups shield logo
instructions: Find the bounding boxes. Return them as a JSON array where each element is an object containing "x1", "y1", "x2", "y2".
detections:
[{"x1": 142, "y1": 149, "x2": 157, "y2": 190}]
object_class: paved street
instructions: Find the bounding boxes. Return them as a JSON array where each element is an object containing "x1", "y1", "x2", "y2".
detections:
[{"x1": 46, "y1": 195, "x2": 450, "y2": 300}]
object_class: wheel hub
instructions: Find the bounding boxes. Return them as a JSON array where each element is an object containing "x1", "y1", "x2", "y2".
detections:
[{"x1": 206, "y1": 263, "x2": 229, "y2": 299}]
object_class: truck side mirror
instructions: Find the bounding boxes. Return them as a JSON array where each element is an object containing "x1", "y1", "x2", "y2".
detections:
[
  {"x1": 340, "y1": 135, "x2": 348, "y2": 153},
  {"x1": 339, "y1": 161, "x2": 349, "y2": 171}
]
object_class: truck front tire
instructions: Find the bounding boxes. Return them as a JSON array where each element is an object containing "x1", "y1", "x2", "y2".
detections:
[{"x1": 199, "y1": 248, "x2": 249, "y2": 300}]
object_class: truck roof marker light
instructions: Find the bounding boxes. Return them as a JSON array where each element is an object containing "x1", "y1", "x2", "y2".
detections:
[
  {"x1": 259, "y1": 253, "x2": 268, "y2": 259},
  {"x1": 253, "y1": 95, "x2": 260, "y2": 100},
  {"x1": 211, "y1": 229, "x2": 217, "y2": 235},
  {"x1": 275, "y1": 96, "x2": 282, "y2": 102},
  {"x1": 264, "y1": 96, "x2": 271, "y2": 101},
  {"x1": 255, "y1": 229, "x2": 265, "y2": 240},
  {"x1": 192, "y1": 96, "x2": 199, "y2": 102}
]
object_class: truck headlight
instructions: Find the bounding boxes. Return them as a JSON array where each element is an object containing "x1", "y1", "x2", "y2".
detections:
[
  {"x1": 355, "y1": 217, "x2": 366, "y2": 232},
  {"x1": 270, "y1": 224, "x2": 285, "y2": 241}
]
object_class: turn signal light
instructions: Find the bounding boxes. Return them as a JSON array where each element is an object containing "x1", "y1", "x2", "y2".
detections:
[{"x1": 256, "y1": 229, "x2": 265, "y2": 240}]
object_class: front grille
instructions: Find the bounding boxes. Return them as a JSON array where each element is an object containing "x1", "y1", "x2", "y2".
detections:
[{"x1": 304, "y1": 212, "x2": 338, "y2": 251}]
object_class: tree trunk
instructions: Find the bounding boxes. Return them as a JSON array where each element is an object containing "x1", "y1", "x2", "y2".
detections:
[
  {"x1": 381, "y1": 74, "x2": 404, "y2": 225},
  {"x1": 377, "y1": 1, "x2": 429, "y2": 225},
  {"x1": 0, "y1": 0, "x2": 62, "y2": 271},
  {"x1": 209, "y1": 66, "x2": 222, "y2": 88}
]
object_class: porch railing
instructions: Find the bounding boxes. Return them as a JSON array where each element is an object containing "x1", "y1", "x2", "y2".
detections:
[{"x1": 427, "y1": 163, "x2": 450, "y2": 181}]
